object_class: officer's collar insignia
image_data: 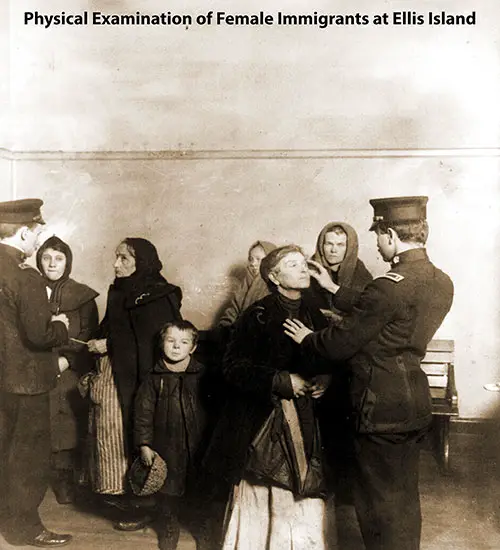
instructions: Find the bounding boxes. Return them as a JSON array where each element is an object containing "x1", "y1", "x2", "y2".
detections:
[{"x1": 376, "y1": 272, "x2": 405, "y2": 283}]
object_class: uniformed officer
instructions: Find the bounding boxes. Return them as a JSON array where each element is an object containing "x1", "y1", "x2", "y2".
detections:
[
  {"x1": 284, "y1": 196, "x2": 454, "y2": 550},
  {"x1": 0, "y1": 199, "x2": 73, "y2": 547}
]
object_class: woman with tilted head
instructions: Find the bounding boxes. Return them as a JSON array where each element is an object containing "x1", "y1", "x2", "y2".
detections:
[{"x1": 204, "y1": 245, "x2": 333, "y2": 550}]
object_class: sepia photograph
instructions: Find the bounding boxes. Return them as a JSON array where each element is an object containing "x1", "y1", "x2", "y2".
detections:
[{"x1": 1, "y1": 0, "x2": 499, "y2": 548}]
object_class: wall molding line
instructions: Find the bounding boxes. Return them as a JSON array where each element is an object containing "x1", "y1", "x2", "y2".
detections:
[{"x1": 1, "y1": 147, "x2": 500, "y2": 161}]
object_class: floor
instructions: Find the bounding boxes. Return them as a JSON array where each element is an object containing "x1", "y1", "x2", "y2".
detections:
[{"x1": 1, "y1": 431, "x2": 500, "y2": 550}]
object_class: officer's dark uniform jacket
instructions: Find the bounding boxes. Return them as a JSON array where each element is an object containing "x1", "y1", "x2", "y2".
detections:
[
  {"x1": 303, "y1": 248, "x2": 454, "y2": 434},
  {"x1": 0, "y1": 243, "x2": 68, "y2": 394}
]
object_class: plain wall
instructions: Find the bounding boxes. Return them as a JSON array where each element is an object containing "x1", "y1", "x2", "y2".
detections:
[{"x1": 3, "y1": 0, "x2": 500, "y2": 418}]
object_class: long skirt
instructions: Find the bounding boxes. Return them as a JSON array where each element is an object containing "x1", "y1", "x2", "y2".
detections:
[
  {"x1": 222, "y1": 479, "x2": 326, "y2": 550},
  {"x1": 86, "y1": 355, "x2": 128, "y2": 495}
]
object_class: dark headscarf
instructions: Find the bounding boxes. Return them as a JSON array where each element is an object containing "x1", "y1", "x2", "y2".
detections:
[
  {"x1": 124, "y1": 237, "x2": 163, "y2": 276},
  {"x1": 112, "y1": 237, "x2": 166, "y2": 294},
  {"x1": 36, "y1": 235, "x2": 73, "y2": 313}
]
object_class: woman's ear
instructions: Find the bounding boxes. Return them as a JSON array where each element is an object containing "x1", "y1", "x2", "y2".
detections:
[{"x1": 268, "y1": 271, "x2": 280, "y2": 288}]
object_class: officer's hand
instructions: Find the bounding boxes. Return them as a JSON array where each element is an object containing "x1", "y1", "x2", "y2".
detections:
[
  {"x1": 58, "y1": 356, "x2": 70, "y2": 374},
  {"x1": 87, "y1": 338, "x2": 107, "y2": 354},
  {"x1": 283, "y1": 319, "x2": 313, "y2": 344},
  {"x1": 307, "y1": 260, "x2": 340, "y2": 294},
  {"x1": 289, "y1": 373, "x2": 312, "y2": 398},
  {"x1": 52, "y1": 313, "x2": 69, "y2": 329},
  {"x1": 140, "y1": 445, "x2": 155, "y2": 467}
]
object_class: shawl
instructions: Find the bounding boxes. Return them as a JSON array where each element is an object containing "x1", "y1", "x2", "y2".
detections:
[
  {"x1": 36, "y1": 235, "x2": 98, "y2": 313},
  {"x1": 312, "y1": 221, "x2": 365, "y2": 289},
  {"x1": 308, "y1": 221, "x2": 372, "y2": 317},
  {"x1": 219, "y1": 240, "x2": 277, "y2": 326},
  {"x1": 112, "y1": 237, "x2": 167, "y2": 297}
]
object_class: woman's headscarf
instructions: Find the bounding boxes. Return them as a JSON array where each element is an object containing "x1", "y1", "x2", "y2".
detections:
[
  {"x1": 123, "y1": 237, "x2": 163, "y2": 276},
  {"x1": 112, "y1": 237, "x2": 168, "y2": 296},
  {"x1": 218, "y1": 240, "x2": 277, "y2": 326},
  {"x1": 36, "y1": 235, "x2": 73, "y2": 313},
  {"x1": 311, "y1": 221, "x2": 361, "y2": 288},
  {"x1": 248, "y1": 240, "x2": 277, "y2": 262},
  {"x1": 240, "y1": 240, "x2": 277, "y2": 308}
]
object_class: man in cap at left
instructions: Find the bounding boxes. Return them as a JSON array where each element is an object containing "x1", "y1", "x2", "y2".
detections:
[{"x1": 0, "y1": 198, "x2": 73, "y2": 547}]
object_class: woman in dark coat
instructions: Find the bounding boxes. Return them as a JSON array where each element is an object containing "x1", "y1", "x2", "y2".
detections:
[
  {"x1": 86, "y1": 238, "x2": 182, "y2": 529},
  {"x1": 306, "y1": 221, "x2": 373, "y2": 504},
  {"x1": 204, "y1": 245, "x2": 331, "y2": 550},
  {"x1": 306, "y1": 221, "x2": 372, "y2": 318},
  {"x1": 36, "y1": 236, "x2": 99, "y2": 505}
]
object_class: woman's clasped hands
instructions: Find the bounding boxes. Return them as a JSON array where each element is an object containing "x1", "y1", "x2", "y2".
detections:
[{"x1": 289, "y1": 373, "x2": 331, "y2": 400}]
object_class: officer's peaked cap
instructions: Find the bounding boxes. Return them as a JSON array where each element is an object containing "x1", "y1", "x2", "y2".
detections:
[
  {"x1": 0, "y1": 198, "x2": 46, "y2": 225},
  {"x1": 369, "y1": 196, "x2": 428, "y2": 231}
]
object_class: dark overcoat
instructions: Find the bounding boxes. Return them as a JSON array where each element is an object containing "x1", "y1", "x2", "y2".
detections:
[
  {"x1": 49, "y1": 279, "x2": 99, "y2": 452},
  {"x1": 0, "y1": 244, "x2": 67, "y2": 394},
  {"x1": 303, "y1": 248, "x2": 454, "y2": 434},
  {"x1": 203, "y1": 293, "x2": 328, "y2": 488},
  {"x1": 98, "y1": 279, "x2": 182, "y2": 448},
  {"x1": 134, "y1": 357, "x2": 209, "y2": 496}
]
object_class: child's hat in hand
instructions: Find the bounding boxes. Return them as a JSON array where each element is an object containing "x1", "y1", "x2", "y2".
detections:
[{"x1": 128, "y1": 451, "x2": 167, "y2": 496}]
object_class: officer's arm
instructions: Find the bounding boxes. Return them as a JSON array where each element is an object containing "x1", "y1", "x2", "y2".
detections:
[
  {"x1": 302, "y1": 280, "x2": 397, "y2": 361},
  {"x1": 331, "y1": 265, "x2": 374, "y2": 313},
  {"x1": 18, "y1": 269, "x2": 68, "y2": 348}
]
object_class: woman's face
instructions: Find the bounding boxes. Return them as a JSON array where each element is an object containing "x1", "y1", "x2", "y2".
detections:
[
  {"x1": 40, "y1": 247, "x2": 67, "y2": 282},
  {"x1": 323, "y1": 230, "x2": 347, "y2": 268},
  {"x1": 270, "y1": 251, "x2": 310, "y2": 291},
  {"x1": 114, "y1": 242, "x2": 136, "y2": 278},
  {"x1": 248, "y1": 245, "x2": 267, "y2": 277}
]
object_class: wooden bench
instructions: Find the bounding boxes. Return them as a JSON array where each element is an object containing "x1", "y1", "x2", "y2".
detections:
[{"x1": 421, "y1": 339, "x2": 459, "y2": 472}]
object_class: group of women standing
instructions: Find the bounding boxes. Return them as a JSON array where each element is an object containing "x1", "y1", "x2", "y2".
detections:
[
  {"x1": 37, "y1": 221, "x2": 372, "y2": 549},
  {"x1": 36, "y1": 237, "x2": 183, "y2": 528}
]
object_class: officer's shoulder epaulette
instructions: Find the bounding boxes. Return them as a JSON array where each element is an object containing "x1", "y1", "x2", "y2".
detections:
[{"x1": 375, "y1": 272, "x2": 405, "y2": 283}]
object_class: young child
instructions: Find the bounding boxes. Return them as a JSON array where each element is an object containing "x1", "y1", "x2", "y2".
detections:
[{"x1": 134, "y1": 320, "x2": 211, "y2": 550}]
